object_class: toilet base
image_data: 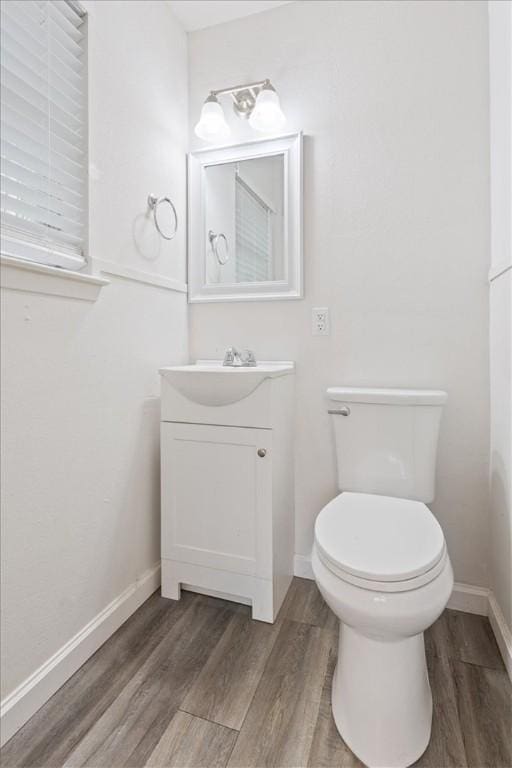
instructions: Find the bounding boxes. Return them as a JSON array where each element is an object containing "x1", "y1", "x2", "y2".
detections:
[{"x1": 332, "y1": 623, "x2": 432, "y2": 768}]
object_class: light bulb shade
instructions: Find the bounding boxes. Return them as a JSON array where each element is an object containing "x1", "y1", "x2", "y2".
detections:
[
  {"x1": 194, "y1": 97, "x2": 230, "y2": 142},
  {"x1": 249, "y1": 86, "x2": 286, "y2": 133}
]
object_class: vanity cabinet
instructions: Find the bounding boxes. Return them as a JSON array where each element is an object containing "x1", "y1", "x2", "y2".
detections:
[{"x1": 160, "y1": 363, "x2": 295, "y2": 623}]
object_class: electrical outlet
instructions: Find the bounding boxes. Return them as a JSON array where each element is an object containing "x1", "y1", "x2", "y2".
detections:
[{"x1": 312, "y1": 307, "x2": 330, "y2": 336}]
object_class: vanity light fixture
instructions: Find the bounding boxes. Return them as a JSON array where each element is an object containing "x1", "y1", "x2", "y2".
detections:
[
  {"x1": 194, "y1": 94, "x2": 231, "y2": 142},
  {"x1": 249, "y1": 82, "x2": 286, "y2": 132},
  {"x1": 194, "y1": 79, "x2": 286, "y2": 143}
]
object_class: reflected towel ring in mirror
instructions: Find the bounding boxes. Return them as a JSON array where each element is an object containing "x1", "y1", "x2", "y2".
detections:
[
  {"x1": 147, "y1": 194, "x2": 178, "y2": 241},
  {"x1": 209, "y1": 230, "x2": 229, "y2": 265}
]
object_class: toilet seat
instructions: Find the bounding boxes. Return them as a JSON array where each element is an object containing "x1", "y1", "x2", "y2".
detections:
[{"x1": 314, "y1": 492, "x2": 446, "y2": 593}]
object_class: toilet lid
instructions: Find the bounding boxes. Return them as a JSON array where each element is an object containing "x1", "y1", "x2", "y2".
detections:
[{"x1": 314, "y1": 492, "x2": 445, "y2": 582}]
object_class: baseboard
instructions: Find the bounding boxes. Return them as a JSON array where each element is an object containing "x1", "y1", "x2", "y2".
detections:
[
  {"x1": 294, "y1": 553, "x2": 314, "y2": 580},
  {"x1": 488, "y1": 592, "x2": 512, "y2": 681},
  {"x1": 0, "y1": 563, "x2": 161, "y2": 747},
  {"x1": 447, "y1": 581, "x2": 490, "y2": 615}
]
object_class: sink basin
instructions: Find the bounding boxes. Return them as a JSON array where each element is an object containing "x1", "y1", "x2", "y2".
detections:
[{"x1": 159, "y1": 360, "x2": 294, "y2": 406}]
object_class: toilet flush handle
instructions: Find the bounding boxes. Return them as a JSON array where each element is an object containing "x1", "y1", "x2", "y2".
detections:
[{"x1": 328, "y1": 406, "x2": 351, "y2": 416}]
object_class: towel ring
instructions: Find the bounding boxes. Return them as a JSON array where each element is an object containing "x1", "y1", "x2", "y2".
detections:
[
  {"x1": 209, "y1": 230, "x2": 229, "y2": 265},
  {"x1": 147, "y1": 194, "x2": 178, "y2": 241}
]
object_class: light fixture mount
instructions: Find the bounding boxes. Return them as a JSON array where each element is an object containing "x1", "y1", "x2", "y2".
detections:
[
  {"x1": 230, "y1": 88, "x2": 256, "y2": 120},
  {"x1": 210, "y1": 79, "x2": 272, "y2": 121}
]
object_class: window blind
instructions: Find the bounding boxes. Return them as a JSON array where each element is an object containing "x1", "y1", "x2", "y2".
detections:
[
  {"x1": 0, "y1": 0, "x2": 87, "y2": 270},
  {"x1": 235, "y1": 175, "x2": 272, "y2": 283}
]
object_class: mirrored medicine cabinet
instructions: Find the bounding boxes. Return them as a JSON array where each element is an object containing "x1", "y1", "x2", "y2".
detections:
[{"x1": 188, "y1": 133, "x2": 303, "y2": 302}]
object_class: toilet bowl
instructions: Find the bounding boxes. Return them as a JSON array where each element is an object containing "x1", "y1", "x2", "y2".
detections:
[{"x1": 313, "y1": 491, "x2": 453, "y2": 768}]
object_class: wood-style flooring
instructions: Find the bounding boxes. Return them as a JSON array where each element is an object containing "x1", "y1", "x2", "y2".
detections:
[{"x1": 1, "y1": 578, "x2": 511, "y2": 768}]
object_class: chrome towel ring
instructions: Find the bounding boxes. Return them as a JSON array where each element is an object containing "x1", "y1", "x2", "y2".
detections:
[
  {"x1": 147, "y1": 194, "x2": 178, "y2": 241},
  {"x1": 209, "y1": 230, "x2": 229, "y2": 265}
]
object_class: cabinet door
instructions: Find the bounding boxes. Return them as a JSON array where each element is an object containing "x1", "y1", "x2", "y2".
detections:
[{"x1": 161, "y1": 423, "x2": 272, "y2": 578}]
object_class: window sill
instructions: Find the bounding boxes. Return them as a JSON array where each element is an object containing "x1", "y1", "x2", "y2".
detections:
[{"x1": 0, "y1": 255, "x2": 109, "y2": 301}]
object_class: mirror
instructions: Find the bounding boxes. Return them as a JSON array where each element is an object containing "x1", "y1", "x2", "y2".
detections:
[
  {"x1": 205, "y1": 155, "x2": 285, "y2": 286},
  {"x1": 188, "y1": 133, "x2": 302, "y2": 302}
]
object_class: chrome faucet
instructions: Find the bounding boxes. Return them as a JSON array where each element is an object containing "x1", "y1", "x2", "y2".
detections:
[{"x1": 223, "y1": 347, "x2": 257, "y2": 367}]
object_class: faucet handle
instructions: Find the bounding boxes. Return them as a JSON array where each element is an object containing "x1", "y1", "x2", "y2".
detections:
[
  {"x1": 241, "y1": 349, "x2": 257, "y2": 367},
  {"x1": 223, "y1": 346, "x2": 238, "y2": 366}
]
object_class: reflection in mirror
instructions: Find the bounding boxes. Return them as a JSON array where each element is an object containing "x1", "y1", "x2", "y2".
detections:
[{"x1": 205, "y1": 155, "x2": 284, "y2": 285}]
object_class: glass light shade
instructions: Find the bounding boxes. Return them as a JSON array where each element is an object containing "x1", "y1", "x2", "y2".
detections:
[
  {"x1": 194, "y1": 98, "x2": 230, "y2": 142},
  {"x1": 249, "y1": 87, "x2": 286, "y2": 133}
]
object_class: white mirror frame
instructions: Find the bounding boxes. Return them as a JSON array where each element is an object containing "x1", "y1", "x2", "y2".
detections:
[{"x1": 188, "y1": 132, "x2": 303, "y2": 303}]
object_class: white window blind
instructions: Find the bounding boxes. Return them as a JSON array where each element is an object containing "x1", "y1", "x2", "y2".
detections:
[
  {"x1": 235, "y1": 174, "x2": 272, "y2": 283},
  {"x1": 0, "y1": 0, "x2": 87, "y2": 270}
]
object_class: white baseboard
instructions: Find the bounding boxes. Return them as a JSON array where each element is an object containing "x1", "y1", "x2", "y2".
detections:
[
  {"x1": 488, "y1": 592, "x2": 512, "y2": 681},
  {"x1": 294, "y1": 553, "x2": 314, "y2": 580},
  {"x1": 447, "y1": 581, "x2": 490, "y2": 615},
  {"x1": 0, "y1": 563, "x2": 161, "y2": 747}
]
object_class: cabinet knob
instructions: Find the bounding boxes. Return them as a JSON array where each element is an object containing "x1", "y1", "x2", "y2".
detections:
[{"x1": 257, "y1": 448, "x2": 267, "y2": 458}]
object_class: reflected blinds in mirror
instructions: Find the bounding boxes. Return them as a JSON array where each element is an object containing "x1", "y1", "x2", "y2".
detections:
[{"x1": 235, "y1": 174, "x2": 272, "y2": 283}]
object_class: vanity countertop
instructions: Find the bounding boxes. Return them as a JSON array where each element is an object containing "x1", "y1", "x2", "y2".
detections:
[{"x1": 159, "y1": 360, "x2": 295, "y2": 377}]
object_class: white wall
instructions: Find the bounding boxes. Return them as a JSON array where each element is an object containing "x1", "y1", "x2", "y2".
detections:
[
  {"x1": 489, "y1": 0, "x2": 512, "y2": 633},
  {"x1": 188, "y1": 0, "x2": 491, "y2": 587},
  {"x1": 0, "y1": 0, "x2": 188, "y2": 708}
]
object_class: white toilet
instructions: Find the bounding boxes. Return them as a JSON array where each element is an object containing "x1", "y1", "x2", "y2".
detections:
[{"x1": 312, "y1": 387, "x2": 453, "y2": 768}]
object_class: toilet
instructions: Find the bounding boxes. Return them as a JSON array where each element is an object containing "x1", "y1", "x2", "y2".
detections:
[{"x1": 312, "y1": 387, "x2": 453, "y2": 768}]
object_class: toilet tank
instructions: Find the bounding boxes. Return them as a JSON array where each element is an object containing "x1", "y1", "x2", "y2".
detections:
[{"x1": 328, "y1": 387, "x2": 447, "y2": 503}]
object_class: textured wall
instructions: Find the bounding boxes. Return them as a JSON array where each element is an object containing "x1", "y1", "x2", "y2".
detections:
[
  {"x1": 0, "y1": 0, "x2": 188, "y2": 698},
  {"x1": 188, "y1": 0, "x2": 491, "y2": 587},
  {"x1": 489, "y1": 0, "x2": 512, "y2": 631}
]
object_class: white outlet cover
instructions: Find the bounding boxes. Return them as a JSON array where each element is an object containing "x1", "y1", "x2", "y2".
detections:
[{"x1": 312, "y1": 307, "x2": 330, "y2": 336}]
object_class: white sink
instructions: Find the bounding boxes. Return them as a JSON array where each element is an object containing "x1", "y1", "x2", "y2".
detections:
[{"x1": 159, "y1": 360, "x2": 294, "y2": 406}]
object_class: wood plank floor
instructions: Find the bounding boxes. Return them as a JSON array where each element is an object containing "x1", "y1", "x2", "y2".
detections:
[{"x1": 1, "y1": 578, "x2": 511, "y2": 768}]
